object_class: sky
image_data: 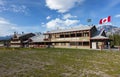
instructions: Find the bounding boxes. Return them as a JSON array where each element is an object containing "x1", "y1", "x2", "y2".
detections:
[{"x1": 0, "y1": 0, "x2": 120, "y2": 36}]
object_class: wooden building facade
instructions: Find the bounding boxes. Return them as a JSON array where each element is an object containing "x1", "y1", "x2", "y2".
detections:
[
  {"x1": 44, "y1": 26, "x2": 111, "y2": 49},
  {"x1": 10, "y1": 32, "x2": 35, "y2": 47},
  {"x1": 9, "y1": 26, "x2": 111, "y2": 49}
]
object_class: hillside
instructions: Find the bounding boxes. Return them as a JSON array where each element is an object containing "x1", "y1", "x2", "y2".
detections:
[
  {"x1": 97, "y1": 25, "x2": 120, "y2": 35},
  {"x1": 0, "y1": 36, "x2": 12, "y2": 41}
]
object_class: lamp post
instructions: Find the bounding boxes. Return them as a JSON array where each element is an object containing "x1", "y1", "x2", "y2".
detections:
[{"x1": 87, "y1": 19, "x2": 92, "y2": 26}]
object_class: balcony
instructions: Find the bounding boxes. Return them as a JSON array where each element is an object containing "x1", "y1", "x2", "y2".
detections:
[
  {"x1": 10, "y1": 41, "x2": 21, "y2": 43},
  {"x1": 44, "y1": 38, "x2": 50, "y2": 41},
  {"x1": 51, "y1": 37, "x2": 90, "y2": 42}
]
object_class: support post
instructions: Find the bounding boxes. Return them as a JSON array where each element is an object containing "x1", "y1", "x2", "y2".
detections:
[{"x1": 118, "y1": 46, "x2": 120, "y2": 51}]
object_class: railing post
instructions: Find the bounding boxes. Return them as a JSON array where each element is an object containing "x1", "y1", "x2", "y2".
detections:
[
  {"x1": 118, "y1": 46, "x2": 120, "y2": 51},
  {"x1": 100, "y1": 45, "x2": 102, "y2": 51}
]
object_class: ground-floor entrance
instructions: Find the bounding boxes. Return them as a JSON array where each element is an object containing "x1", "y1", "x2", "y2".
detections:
[{"x1": 91, "y1": 40, "x2": 111, "y2": 49}]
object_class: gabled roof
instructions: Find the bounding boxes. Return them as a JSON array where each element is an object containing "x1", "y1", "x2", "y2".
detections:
[
  {"x1": 12, "y1": 33, "x2": 35, "y2": 40},
  {"x1": 19, "y1": 33, "x2": 35, "y2": 40},
  {"x1": 91, "y1": 29, "x2": 109, "y2": 40},
  {"x1": 30, "y1": 34, "x2": 48, "y2": 42},
  {"x1": 46, "y1": 26, "x2": 94, "y2": 34},
  {"x1": 91, "y1": 35, "x2": 109, "y2": 40}
]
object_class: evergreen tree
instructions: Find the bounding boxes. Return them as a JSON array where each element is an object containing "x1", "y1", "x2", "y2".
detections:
[{"x1": 109, "y1": 34, "x2": 120, "y2": 46}]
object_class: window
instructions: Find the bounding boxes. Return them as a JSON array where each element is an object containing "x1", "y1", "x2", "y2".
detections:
[
  {"x1": 61, "y1": 43, "x2": 66, "y2": 46},
  {"x1": 83, "y1": 42, "x2": 89, "y2": 46},
  {"x1": 52, "y1": 35, "x2": 55, "y2": 38},
  {"x1": 55, "y1": 43, "x2": 59, "y2": 46},
  {"x1": 65, "y1": 34, "x2": 69, "y2": 38},
  {"x1": 78, "y1": 42, "x2": 82, "y2": 46},
  {"x1": 60, "y1": 35, "x2": 64, "y2": 38},
  {"x1": 70, "y1": 42, "x2": 78, "y2": 46},
  {"x1": 71, "y1": 34, "x2": 75, "y2": 37},
  {"x1": 83, "y1": 32, "x2": 89, "y2": 37},
  {"x1": 55, "y1": 34, "x2": 60, "y2": 38},
  {"x1": 77, "y1": 33, "x2": 82, "y2": 37}
]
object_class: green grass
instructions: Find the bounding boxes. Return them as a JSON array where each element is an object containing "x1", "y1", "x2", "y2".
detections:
[{"x1": 0, "y1": 48, "x2": 120, "y2": 77}]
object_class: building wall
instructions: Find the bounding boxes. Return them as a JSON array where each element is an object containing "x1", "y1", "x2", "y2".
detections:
[
  {"x1": 49, "y1": 30, "x2": 91, "y2": 49},
  {"x1": 54, "y1": 45, "x2": 90, "y2": 49},
  {"x1": 91, "y1": 41, "x2": 109, "y2": 49},
  {"x1": 10, "y1": 38, "x2": 22, "y2": 47},
  {"x1": 52, "y1": 42, "x2": 90, "y2": 49},
  {"x1": 10, "y1": 44, "x2": 21, "y2": 47},
  {"x1": 29, "y1": 43, "x2": 48, "y2": 48}
]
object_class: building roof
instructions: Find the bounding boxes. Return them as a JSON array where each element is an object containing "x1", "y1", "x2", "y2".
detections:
[
  {"x1": 30, "y1": 34, "x2": 48, "y2": 42},
  {"x1": 91, "y1": 29, "x2": 109, "y2": 40},
  {"x1": 12, "y1": 33, "x2": 35, "y2": 40},
  {"x1": 46, "y1": 26, "x2": 94, "y2": 34},
  {"x1": 19, "y1": 33, "x2": 35, "y2": 39},
  {"x1": 91, "y1": 35, "x2": 109, "y2": 40}
]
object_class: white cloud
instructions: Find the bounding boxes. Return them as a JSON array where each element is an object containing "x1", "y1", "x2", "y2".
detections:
[
  {"x1": 0, "y1": 4, "x2": 28, "y2": 14},
  {"x1": 44, "y1": 14, "x2": 80, "y2": 29},
  {"x1": 64, "y1": 19, "x2": 79, "y2": 26},
  {"x1": 63, "y1": 13, "x2": 77, "y2": 19},
  {"x1": 0, "y1": 18, "x2": 18, "y2": 36},
  {"x1": 115, "y1": 14, "x2": 120, "y2": 18},
  {"x1": 0, "y1": 18, "x2": 10, "y2": 24},
  {"x1": 46, "y1": 18, "x2": 62, "y2": 29},
  {"x1": 46, "y1": 0, "x2": 84, "y2": 13},
  {"x1": 0, "y1": 0, "x2": 29, "y2": 14},
  {"x1": 0, "y1": 17, "x2": 40, "y2": 36},
  {"x1": 46, "y1": 16, "x2": 51, "y2": 20},
  {"x1": 10, "y1": 5, "x2": 28, "y2": 13}
]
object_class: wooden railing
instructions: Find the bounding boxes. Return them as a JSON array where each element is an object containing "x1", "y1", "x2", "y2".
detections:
[{"x1": 51, "y1": 37, "x2": 90, "y2": 42}]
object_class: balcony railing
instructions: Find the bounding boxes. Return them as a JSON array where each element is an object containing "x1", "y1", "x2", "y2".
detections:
[
  {"x1": 10, "y1": 41, "x2": 21, "y2": 43},
  {"x1": 44, "y1": 38, "x2": 50, "y2": 41},
  {"x1": 51, "y1": 37, "x2": 90, "y2": 42}
]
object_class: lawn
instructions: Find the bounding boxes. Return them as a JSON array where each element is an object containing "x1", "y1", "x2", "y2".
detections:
[{"x1": 0, "y1": 48, "x2": 120, "y2": 77}]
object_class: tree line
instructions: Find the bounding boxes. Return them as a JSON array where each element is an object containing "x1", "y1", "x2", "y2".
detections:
[{"x1": 109, "y1": 34, "x2": 120, "y2": 46}]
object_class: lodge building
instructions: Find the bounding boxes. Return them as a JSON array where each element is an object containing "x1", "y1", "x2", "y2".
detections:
[
  {"x1": 10, "y1": 32, "x2": 35, "y2": 47},
  {"x1": 9, "y1": 25, "x2": 111, "y2": 49},
  {"x1": 44, "y1": 25, "x2": 111, "y2": 49}
]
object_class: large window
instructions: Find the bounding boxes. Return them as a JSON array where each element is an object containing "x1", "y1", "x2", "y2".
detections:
[
  {"x1": 78, "y1": 42, "x2": 82, "y2": 46},
  {"x1": 65, "y1": 34, "x2": 69, "y2": 38},
  {"x1": 55, "y1": 34, "x2": 60, "y2": 38},
  {"x1": 83, "y1": 42, "x2": 89, "y2": 46},
  {"x1": 52, "y1": 35, "x2": 55, "y2": 38},
  {"x1": 57, "y1": 32, "x2": 89, "y2": 38},
  {"x1": 71, "y1": 34, "x2": 75, "y2": 37},
  {"x1": 83, "y1": 32, "x2": 89, "y2": 37},
  {"x1": 70, "y1": 42, "x2": 78, "y2": 46},
  {"x1": 61, "y1": 43, "x2": 66, "y2": 46},
  {"x1": 77, "y1": 33, "x2": 82, "y2": 37},
  {"x1": 60, "y1": 35, "x2": 64, "y2": 38},
  {"x1": 55, "y1": 43, "x2": 59, "y2": 46}
]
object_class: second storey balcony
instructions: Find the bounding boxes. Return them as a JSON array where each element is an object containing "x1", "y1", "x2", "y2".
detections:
[{"x1": 51, "y1": 37, "x2": 90, "y2": 42}]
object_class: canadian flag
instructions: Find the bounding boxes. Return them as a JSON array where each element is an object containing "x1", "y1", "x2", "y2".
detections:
[{"x1": 99, "y1": 16, "x2": 111, "y2": 24}]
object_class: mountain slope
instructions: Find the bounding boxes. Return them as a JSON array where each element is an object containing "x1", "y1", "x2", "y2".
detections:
[
  {"x1": 0, "y1": 36, "x2": 12, "y2": 41},
  {"x1": 97, "y1": 25, "x2": 120, "y2": 35}
]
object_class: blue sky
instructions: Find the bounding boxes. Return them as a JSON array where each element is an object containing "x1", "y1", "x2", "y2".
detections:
[{"x1": 0, "y1": 0, "x2": 120, "y2": 36}]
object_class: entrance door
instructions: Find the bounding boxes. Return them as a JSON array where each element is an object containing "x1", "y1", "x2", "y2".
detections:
[{"x1": 92, "y1": 42, "x2": 97, "y2": 49}]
